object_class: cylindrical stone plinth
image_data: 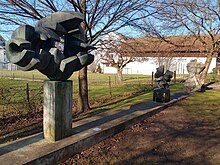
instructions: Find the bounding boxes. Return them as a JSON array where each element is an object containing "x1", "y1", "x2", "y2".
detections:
[{"x1": 43, "y1": 80, "x2": 72, "y2": 142}]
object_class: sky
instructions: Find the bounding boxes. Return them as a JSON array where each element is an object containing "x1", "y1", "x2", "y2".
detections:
[
  {"x1": 0, "y1": 0, "x2": 151, "y2": 41},
  {"x1": 1, "y1": 0, "x2": 219, "y2": 41}
]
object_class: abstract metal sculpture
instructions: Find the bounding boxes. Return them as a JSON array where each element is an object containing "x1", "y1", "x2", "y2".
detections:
[
  {"x1": 153, "y1": 66, "x2": 173, "y2": 102},
  {"x1": 6, "y1": 11, "x2": 94, "y2": 81}
]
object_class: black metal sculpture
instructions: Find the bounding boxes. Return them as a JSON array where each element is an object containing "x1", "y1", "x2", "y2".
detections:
[
  {"x1": 6, "y1": 11, "x2": 94, "y2": 81},
  {"x1": 153, "y1": 66, "x2": 173, "y2": 102}
]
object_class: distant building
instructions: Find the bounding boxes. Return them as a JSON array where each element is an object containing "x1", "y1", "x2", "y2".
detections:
[
  {"x1": 0, "y1": 36, "x2": 6, "y2": 69},
  {"x1": 100, "y1": 35, "x2": 218, "y2": 75},
  {"x1": 0, "y1": 35, "x2": 17, "y2": 70}
]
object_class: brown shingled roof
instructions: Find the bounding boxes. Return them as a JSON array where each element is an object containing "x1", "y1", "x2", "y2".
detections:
[{"x1": 121, "y1": 35, "x2": 219, "y2": 57}]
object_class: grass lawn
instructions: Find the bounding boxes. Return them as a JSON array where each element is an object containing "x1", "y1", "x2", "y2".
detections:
[
  {"x1": 177, "y1": 86, "x2": 220, "y2": 121},
  {"x1": 5, "y1": 67, "x2": 218, "y2": 121},
  {"x1": 76, "y1": 83, "x2": 184, "y2": 120},
  {"x1": 0, "y1": 70, "x2": 153, "y2": 83},
  {"x1": 0, "y1": 70, "x2": 184, "y2": 118}
]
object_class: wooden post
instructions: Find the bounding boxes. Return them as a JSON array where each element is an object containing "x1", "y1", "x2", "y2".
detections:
[
  {"x1": 26, "y1": 83, "x2": 30, "y2": 103},
  {"x1": 115, "y1": 75, "x2": 117, "y2": 85},
  {"x1": 32, "y1": 75, "x2": 35, "y2": 81},
  {"x1": 137, "y1": 76, "x2": 140, "y2": 85},
  {"x1": 1, "y1": 88, "x2": 4, "y2": 118},
  {"x1": 174, "y1": 71, "x2": 176, "y2": 84},
  {"x1": 109, "y1": 76, "x2": 112, "y2": 97},
  {"x1": 151, "y1": 72, "x2": 154, "y2": 87},
  {"x1": 217, "y1": 51, "x2": 220, "y2": 75},
  {"x1": 183, "y1": 68, "x2": 185, "y2": 78}
]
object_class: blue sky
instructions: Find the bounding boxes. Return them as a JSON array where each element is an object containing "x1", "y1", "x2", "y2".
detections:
[
  {"x1": 1, "y1": 0, "x2": 219, "y2": 41},
  {"x1": 0, "y1": 0, "x2": 152, "y2": 41}
]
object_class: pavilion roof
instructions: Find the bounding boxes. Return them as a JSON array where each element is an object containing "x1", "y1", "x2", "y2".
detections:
[{"x1": 120, "y1": 35, "x2": 219, "y2": 57}]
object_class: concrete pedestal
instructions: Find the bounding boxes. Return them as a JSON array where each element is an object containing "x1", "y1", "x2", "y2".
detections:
[{"x1": 43, "y1": 80, "x2": 72, "y2": 142}]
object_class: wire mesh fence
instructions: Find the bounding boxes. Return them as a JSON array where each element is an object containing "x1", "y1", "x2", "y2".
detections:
[{"x1": 0, "y1": 83, "x2": 43, "y2": 120}]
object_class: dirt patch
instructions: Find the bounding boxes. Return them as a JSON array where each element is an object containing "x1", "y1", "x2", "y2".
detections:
[
  {"x1": 63, "y1": 104, "x2": 220, "y2": 165},
  {"x1": 0, "y1": 111, "x2": 43, "y2": 144}
]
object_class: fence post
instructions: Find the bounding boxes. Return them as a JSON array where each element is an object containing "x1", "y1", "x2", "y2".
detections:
[
  {"x1": 26, "y1": 83, "x2": 30, "y2": 103},
  {"x1": 115, "y1": 75, "x2": 117, "y2": 85},
  {"x1": 137, "y1": 76, "x2": 140, "y2": 85},
  {"x1": 0, "y1": 88, "x2": 4, "y2": 118},
  {"x1": 183, "y1": 68, "x2": 184, "y2": 78},
  {"x1": 109, "y1": 76, "x2": 112, "y2": 97},
  {"x1": 174, "y1": 71, "x2": 176, "y2": 84},
  {"x1": 151, "y1": 72, "x2": 154, "y2": 87},
  {"x1": 32, "y1": 75, "x2": 35, "y2": 81}
]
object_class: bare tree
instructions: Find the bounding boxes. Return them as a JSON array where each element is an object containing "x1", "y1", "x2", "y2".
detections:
[
  {"x1": 0, "y1": 0, "x2": 155, "y2": 112},
  {"x1": 96, "y1": 33, "x2": 148, "y2": 83},
  {"x1": 152, "y1": 57, "x2": 174, "y2": 71},
  {"x1": 142, "y1": 0, "x2": 220, "y2": 84},
  {"x1": 87, "y1": 60, "x2": 98, "y2": 73},
  {"x1": 142, "y1": 38, "x2": 176, "y2": 71}
]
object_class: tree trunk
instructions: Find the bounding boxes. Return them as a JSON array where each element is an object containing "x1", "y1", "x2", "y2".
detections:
[
  {"x1": 217, "y1": 52, "x2": 220, "y2": 75},
  {"x1": 77, "y1": 0, "x2": 90, "y2": 112},
  {"x1": 199, "y1": 54, "x2": 213, "y2": 84},
  {"x1": 117, "y1": 69, "x2": 123, "y2": 83},
  {"x1": 78, "y1": 66, "x2": 90, "y2": 112}
]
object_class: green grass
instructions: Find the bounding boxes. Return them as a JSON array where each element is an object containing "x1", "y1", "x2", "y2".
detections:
[
  {"x1": 0, "y1": 78, "x2": 42, "y2": 88},
  {"x1": 74, "y1": 83, "x2": 185, "y2": 120},
  {"x1": 0, "y1": 78, "x2": 43, "y2": 118},
  {"x1": 93, "y1": 83, "x2": 184, "y2": 111},
  {"x1": 0, "y1": 70, "x2": 155, "y2": 100},
  {"x1": 0, "y1": 70, "x2": 152, "y2": 83},
  {"x1": 0, "y1": 70, "x2": 185, "y2": 119},
  {"x1": 206, "y1": 73, "x2": 220, "y2": 82},
  {"x1": 177, "y1": 87, "x2": 220, "y2": 120},
  {"x1": 0, "y1": 70, "x2": 47, "y2": 80}
]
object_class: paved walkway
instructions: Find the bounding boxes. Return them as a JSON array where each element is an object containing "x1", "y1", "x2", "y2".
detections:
[{"x1": 0, "y1": 91, "x2": 189, "y2": 165}]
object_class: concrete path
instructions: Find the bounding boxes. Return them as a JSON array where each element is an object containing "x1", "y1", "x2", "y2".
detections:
[{"x1": 0, "y1": 91, "x2": 189, "y2": 165}]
